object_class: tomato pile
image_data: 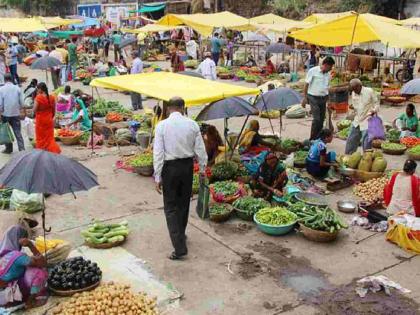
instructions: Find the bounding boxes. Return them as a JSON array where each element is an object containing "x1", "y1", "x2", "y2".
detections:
[
  {"x1": 400, "y1": 137, "x2": 420, "y2": 148},
  {"x1": 58, "y1": 129, "x2": 80, "y2": 137},
  {"x1": 105, "y1": 112, "x2": 123, "y2": 123}
]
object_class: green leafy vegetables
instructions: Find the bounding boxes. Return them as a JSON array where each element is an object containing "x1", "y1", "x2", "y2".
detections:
[
  {"x1": 209, "y1": 204, "x2": 231, "y2": 215},
  {"x1": 211, "y1": 161, "x2": 239, "y2": 181},
  {"x1": 211, "y1": 181, "x2": 239, "y2": 196},
  {"x1": 129, "y1": 153, "x2": 153, "y2": 167},
  {"x1": 233, "y1": 196, "x2": 270, "y2": 215}
]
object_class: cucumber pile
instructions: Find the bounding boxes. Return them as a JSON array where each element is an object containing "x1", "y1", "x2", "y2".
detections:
[
  {"x1": 288, "y1": 202, "x2": 348, "y2": 234},
  {"x1": 81, "y1": 220, "x2": 129, "y2": 245}
]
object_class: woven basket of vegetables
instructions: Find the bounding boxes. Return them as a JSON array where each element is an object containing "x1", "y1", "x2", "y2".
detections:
[
  {"x1": 129, "y1": 153, "x2": 154, "y2": 176},
  {"x1": 381, "y1": 142, "x2": 407, "y2": 155},
  {"x1": 209, "y1": 181, "x2": 245, "y2": 204},
  {"x1": 299, "y1": 224, "x2": 338, "y2": 242},
  {"x1": 58, "y1": 130, "x2": 82, "y2": 145},
  {"x1": 232, "y1": 196, "x2": 270, "y2": 221},
  {"x1": 407, "y1": 145, "x2": 420, "y2": 161},
  {"x1": 209, "y1": 203, "x2": 233, "y2": 223}
]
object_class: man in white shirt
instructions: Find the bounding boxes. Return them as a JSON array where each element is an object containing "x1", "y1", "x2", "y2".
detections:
[
  {"x1": 130, "y1": 51, "x2": 143, "y2": 110},
  {"x1": 197, "y1": 52, "x2": 217, "y2": 80},
  {"x1": 345, "y1": 78, "x2": 380, "y2": 154},
  {"x1": 49, "y1": 46, "x2": 63, "y2": 89},
  {"x1": 302, "y1": 57, "x2": 335, "y2": 140},
  {"x1": 153, "y1": 97, "x2": 207, "y2": 260},
  {"x1": 186, "y1": 39, "x2": 198, "y2": 60}
]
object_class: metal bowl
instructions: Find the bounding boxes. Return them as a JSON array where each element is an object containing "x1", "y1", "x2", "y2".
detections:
[{"x1": 337, "y1": 200, "x2": 358, "y2": 213}]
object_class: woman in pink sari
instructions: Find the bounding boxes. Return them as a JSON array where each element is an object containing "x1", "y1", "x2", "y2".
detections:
[{"x1": 0, "y1": 225, "x2": 48, "y2": 309}]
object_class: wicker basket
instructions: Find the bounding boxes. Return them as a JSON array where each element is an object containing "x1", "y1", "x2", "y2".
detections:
[
  {"x1": 49, "y1": 281, "x2": 100, "y2": 297},
  {"x1": 407, "y1": 152, "x2": 420, "y2": 161},
  {"x1": 234, "y1": 207, "x2": 254, "y2": 221},
  {"x1": 382, "y1": 147, "x2": 406, "y2": 155},
  {"x1": 372, "y1": 139, "x2": 384, "y2": 149},
  {"x1": 133, "y1": 165, "x2": 154, "y2": 177},
  {"x1": 299, "y1": 224, "x2": 338, "y2": 242},
  {"x1": 85, "y1": 237, "x2": 126, "y2": 249},
  {"x1": 209, "y1": 203, "x2": 233, "y2": 223},
  {"x1": 58, "y1": 135, "x2": 81, "y2": 145},
  {"x1": 355, "y1": 170, "x2": 384, "y2": 182},
  {"x1": 218, "y1": 73, "x2": 232, "y2": 80}
]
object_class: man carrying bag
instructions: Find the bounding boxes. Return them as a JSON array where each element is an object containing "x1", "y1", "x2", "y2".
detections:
[{"x1": 0, "y1": 74, "x2": 24, "y2": 153}]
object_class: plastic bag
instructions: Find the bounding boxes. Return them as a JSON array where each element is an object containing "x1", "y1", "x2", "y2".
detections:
[
  {"x1": 0, "y1": 123, "x2": 14, "y2": 145},
  {"x1": 367, "y1": 115, "x2": 385, "y2": 142},
  {"x1": 10, "y1": 190, "x2": 44, "y2": 214},
  {"x1": 196, "y1": 176, "x2": 209, "y2": 220}
]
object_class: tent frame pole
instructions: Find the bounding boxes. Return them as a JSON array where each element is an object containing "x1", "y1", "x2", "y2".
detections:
[{"x1": 259, "y1": 90, "x2": 275, "y2": 134}]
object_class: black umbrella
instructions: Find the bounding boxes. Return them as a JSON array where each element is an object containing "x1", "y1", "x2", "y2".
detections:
[
  {"x1": 0, "y1": 150, "x2": 98, "y2": 242},
  {"x1": 196, "y1": 97, "x2": 257, "y2": 121},
  {"x1": 30, "y1": 56, "x2": 62, "y2": 70},
  {"x1": 0, "y1": 150, "x2": 98, "y2": 195},
  {"x1": 266, "y1": 43, "x2": 292, "y2": 54},
  {"x1": 119, "y1": 36, "x2": 137, "y2": 49},
  {"x1": 179, "y1": 71, "x2": 205, "y2": 79},
  {"x1": 255, "y1": 87, "x2": 302, "y2": 111}
]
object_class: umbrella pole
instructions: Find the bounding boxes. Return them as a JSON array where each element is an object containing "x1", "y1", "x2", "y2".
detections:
[
  {"x1": 259, "y1": 91, "x2": 275, "y2": 134},
  {"x1": 230, "y1": 114, "x2": 250, "y2": 159},
  {"x1": 90, "y1": 87, "x2": 96, "y2": 155},
  {"x1": 224, "y1": 118, "x2": 228, "y2": 161},
  {"x1": 41, "y1": 196, "x2": 50, "y2": 263}
]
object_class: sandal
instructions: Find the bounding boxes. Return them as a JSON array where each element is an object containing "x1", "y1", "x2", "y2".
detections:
[{"x1": 168, "y1": 251, "x2": 187, "y2": 260}]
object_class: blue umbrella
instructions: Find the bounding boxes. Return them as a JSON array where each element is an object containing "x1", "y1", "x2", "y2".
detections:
[
  {"x1": 401, "y1": 78, "x2": 420, "y2": 95},
  {"x1": 266, "y1": 43, "x2": 292, "y2": 54},
  {"x1": 196, "y1": 97, "x2": 258, "y2": 121},
  {"x1": 255, "y1": 87, "x2": 302, "y2": 111}
]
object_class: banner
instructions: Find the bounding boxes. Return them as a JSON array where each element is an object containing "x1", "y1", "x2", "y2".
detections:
[
  {"x1": 77, "y1": 4, "x2": 101, "y2": 18},
  {"x1": 103, "y1": 3, "x2": 137, "y2": 27}
]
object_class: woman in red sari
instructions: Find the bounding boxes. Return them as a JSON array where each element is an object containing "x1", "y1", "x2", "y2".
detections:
[{"x1": 33, "y1": 83, "x2": 61, "y2": 154}]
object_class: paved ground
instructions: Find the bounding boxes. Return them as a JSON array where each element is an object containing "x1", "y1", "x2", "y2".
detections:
[{"x1": 2, "y1": 62, "x2": 420, "y2": 315}]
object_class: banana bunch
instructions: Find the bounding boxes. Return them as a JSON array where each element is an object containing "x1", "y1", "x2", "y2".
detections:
[{"x1": 35, "y1": 237, "x2": 65, "y2": 253}]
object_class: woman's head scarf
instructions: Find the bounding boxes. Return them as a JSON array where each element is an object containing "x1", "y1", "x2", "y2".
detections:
[{"x1": 0, "y1": 225, "x2": 28, "y2": 254}]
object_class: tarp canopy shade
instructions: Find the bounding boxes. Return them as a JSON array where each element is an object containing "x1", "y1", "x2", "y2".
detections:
[
  {"x1": 302, "y1": 11, "x2": 355, "y2": 24},
  {"x1": 255, "y1": 21, "x2": 312, "y2": 34},
  {"x1": 130, "y1": 3, "x2": 166, "y2": 13},
  {"x1": 0, "y1": 18, "x2": 47, "y2": 32},
  {"x1": 157, "y1": 11, "x2": 255, "y2": 37},
  {"x1": 90, "y1": 72, "x2": 259, "y2": 107},
  {"x1": 399, "y1": 18, "x2": 420, "y2": 26},
  {"x1": 121, "y1": 24, "x2": 182, "y2": 34},
  {"x1": 68, "y1": 16, "x2": 100, "y2": 28},
  {"x1": 250, "y1": 13, "x2": 308, "y2": 27},
  {"x1": 41, "y1": 16, "x2": 83, "y2": 28},
  {"x1": 290, "y1": 13, "x2": 420, "y2": 48},
  {"x1": 51, "y1": 30, "x2": 83, "y2": 39}
]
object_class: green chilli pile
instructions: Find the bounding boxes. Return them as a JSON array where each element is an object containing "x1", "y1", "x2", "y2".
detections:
[
  {"x1": 288, "y1": 202, "x2": 348, "y2": 233},
  {"x1": 129, "y1": 153, "x2": 153, "y2": 167},
  {"x1": 255, "y1": 207, "x2": 297, "y2": 226}
]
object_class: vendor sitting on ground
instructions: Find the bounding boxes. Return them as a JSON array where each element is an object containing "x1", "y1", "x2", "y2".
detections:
[
  {"x1": 56, "y1": 85, "x2": 73, "y2": 113},
  {"x1": 381, "y1": 67, "x2": 394, "y2": 86},
  {"x1": 384, "y1": 159, "x2": 420, "y2": 217},
  {"x1": 202, "y1": 125, "x2": 224, "y2": 166},
  {"x1": 0, "y1": 225, "x2": 48, "y2": 309},
  {"x1": 251, "y1": 152, "x2": 288, "y2": 201},
  {"x1": 66, "y1": 97, "x2": 92, "y2": 131},
  {"x1": 395, "y1": 103, "x2": 419, "y2": 138},
  {"x1": 306, "y1": 129, "x2": 337, "y2": 178},
  {"x1": 265, "y1": 55, "x2": 276, "y2": 75},
  {"x1": 239, "y1": 120, "x2": 277, "y2": 155},
  {"x1": 107, "y1": 62, "x2": 117, "y2": 76}
]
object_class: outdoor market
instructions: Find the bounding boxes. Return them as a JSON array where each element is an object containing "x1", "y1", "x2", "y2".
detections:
[{"x1": 0, "y1": 6, "x2": 419, "y2": 315}]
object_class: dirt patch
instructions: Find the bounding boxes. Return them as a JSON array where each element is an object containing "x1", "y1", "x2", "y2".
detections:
[
  {"x1": 310, "y1": 282, "x2": 420, "y2": 315},
  {"x1": 213, "y1": 222, "x2": 253, "y2": 236},
  {"x1": 235, "y1": 253, "x2": 265, "y2": 280}
]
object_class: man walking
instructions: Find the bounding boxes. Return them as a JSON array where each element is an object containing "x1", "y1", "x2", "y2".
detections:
[
  {"x1": 0, "y1": 74, "x2": 24, "y2": 153},
  {"x1": 130, "y1": 51, "x2": 143, "y2": 110},
  {"x1": 7, "y1": 42, "x2": 20, "y2": 85},
  {"x1": 210, "y1": 32, "x2": 222, "y2": 65},
  {"x1": 301, "y1": 56, "x2": 335, "y2": 140},
  {"x1": 67, "y1": 37, "x2": 78, "y2": 81},
  {"x1": 153, "y1": 97, "x2": 207, "y2": 260},
  {"x1": 56, "y1": 43, "x2": 68, "y2": 85},
  {"x1": 112, "y1": 31, "x2": 122, "y2": 62},
  {"x1": 197, "y1": 52, "x2": 217, "y2": 80},
  {"x1": 345, "y1": 78, "x2": 380, "y2": 154}
]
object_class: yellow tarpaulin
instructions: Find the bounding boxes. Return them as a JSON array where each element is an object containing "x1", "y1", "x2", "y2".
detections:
[
  {"x1": 157, "y1": 11, "x2": 255, "y2": 37},
  {"x1": 90, "y1": 72, "x2": 259, "y2": 107},
  {"x1": 302, "y1": 11, "x2": 355, "y2": 24},
  {"x1": 250, "y1": 14, "x2": 311, "y2": 33},
  {"x1": 250, "y1": 13, "x2": 299, "y2": 25},
  {"x1": 122, "y1": 24, "x2": 183, "y2": 34},
  {"x1": 41, "y1": 16, "x2": 83, "y2": 28},
  {"x1": 290, "y1": 13, "x2": 420, "y2": 48},
  {"x1": 0, "y1": 18, "x2": 47, "y2": 32},
  {"x1": 399, "y1": 18, "x2": 420, "y2": 26}
]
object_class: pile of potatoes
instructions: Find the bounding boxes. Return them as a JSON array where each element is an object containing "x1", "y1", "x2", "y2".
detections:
[
  {"x1": 50, "y1": 282, "x2": 158, "y2": 315},
  {"x1": 353, "y1": 176, "x2": 388, "y2": 203}
]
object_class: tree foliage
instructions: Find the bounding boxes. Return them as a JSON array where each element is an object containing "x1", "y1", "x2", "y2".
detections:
[{"x1": 1, "y1": 0, "x2": 74, "y2": 15}]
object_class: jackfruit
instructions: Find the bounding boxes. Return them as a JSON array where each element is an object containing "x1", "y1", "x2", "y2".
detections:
[
  {"x1": 371, "y1": 157, "x2": 387, "y2": 173},
  {"x1": 358, "y1": 157, "x2": 373, "y2": 172},
  {"x1": 347, "y1": 152, "x2": 362, "y2": 169}
]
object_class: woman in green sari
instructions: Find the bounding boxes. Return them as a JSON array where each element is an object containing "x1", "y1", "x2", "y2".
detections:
[{"x1": 66, "y1": 98, "x2": 92, "y2": 131}]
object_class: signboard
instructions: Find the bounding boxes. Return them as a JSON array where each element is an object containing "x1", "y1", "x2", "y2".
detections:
[
  {"x1": 103, "y1": 3, "x2": 137, "y2": 27},
  {"x1": 77, "y1": 4, "x2": 101, "y2": 18}
]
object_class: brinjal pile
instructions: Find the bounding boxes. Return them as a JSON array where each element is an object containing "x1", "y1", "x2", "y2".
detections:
[{"x1": 49, "y1": 256, "x2": 102, "y2": 291}]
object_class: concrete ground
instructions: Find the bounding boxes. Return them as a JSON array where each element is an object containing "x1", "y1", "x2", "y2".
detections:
[{"x1": 2, "y1": 61, "x2": 420, "y2": 315}]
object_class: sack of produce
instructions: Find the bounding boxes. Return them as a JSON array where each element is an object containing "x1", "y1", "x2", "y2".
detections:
[
  {"x1": 10, "y1": 190, "x2": 44, "y2": 214},
  {"x1": 285, "y1": 104, "x2": 306, "y2": 119},
  {"x1": 114, "y1": 128, "x2": 132, "y2": 145}
]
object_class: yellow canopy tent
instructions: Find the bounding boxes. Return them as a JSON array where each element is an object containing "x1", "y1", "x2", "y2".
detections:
[
  {"x1": 302, "y1": 11, "x2": 355, "y2": 24},
  {"x1": 157, "y1": 11, "x2": 255, "y2": 37},
  {"x1": 40, "y1": 16, "x2": 83, "y2": 29},
  {"x1": 399, "y1": 18, "x2": 420, "y2": 26},
  {"x1": 0, "y1": 18, "x2": 47, "y2": 32},
  {"x1": 290, "y1": 13, "x2": 420, "y2": 48},
  {"x1": 251, "y1": 13, "x2": 299, "y2": 25},
  {"x1": 121, "y1": 24, "x2": 183, "y2": 34},
  {"x1": 90, "y1": 72, "x2": 259, "y2": 107}
]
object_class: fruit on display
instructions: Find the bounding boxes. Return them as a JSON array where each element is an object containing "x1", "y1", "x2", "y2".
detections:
[
  {"x1": 48, "y1": 256, "x2": 102, "y2": 291},
  {"x1": 337, "y1": 119, "x2": 352, "y2": 130},
  {"x1": 50, "y1": 282, "x2": 158, "y2": 315},
  {"x1": 81, "y1": 220, "x2": 129, "y2": 245},
  {"x1": 381, "y1": 141, "x2": 407, "y2": 151},
  {"x1": 408, "y1": 145, "x2": 420, "y2": 155},
  {"x1": 341, "y1": 150, "x2": 387, "y2": 173},
  {"x1": 353, "y1": 176, "x2": 388, "y2": 202},
  {"x1": 105, "y1": 112, "x2": 123, "y2": 123},
  {"x1": 337, "y1": 126, "x2": 350, "y2": 139},
  {"x1": 400, "y1": 137, "x2": 420, "y2": 148},
  {"x1": 58, "y1": 129, "x2": 80, "y2": 138}
]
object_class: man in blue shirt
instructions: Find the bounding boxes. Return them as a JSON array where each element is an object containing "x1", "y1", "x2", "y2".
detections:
[
  {"x1": 211, "y1": 33, "x2": 223, "y2": 66},
  {"x1": 0, "y1": 74, "x2": 24, "y2": 153},
  {"x1": 7, "y1": 43, "x2": 20, "y2": 85}
]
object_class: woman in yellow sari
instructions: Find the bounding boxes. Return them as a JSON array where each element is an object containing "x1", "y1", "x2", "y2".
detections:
[{"x1": 239, "y1": 120, "x2": 276, "y2": 155}]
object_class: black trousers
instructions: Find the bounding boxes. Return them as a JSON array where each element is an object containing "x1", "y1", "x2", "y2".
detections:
[
  {"x1": 162, "y1": 158, "x2": 193, "y2": 255},
  {"x1": 308, "y1": 94, "x2": 328, "y2": 140}
]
